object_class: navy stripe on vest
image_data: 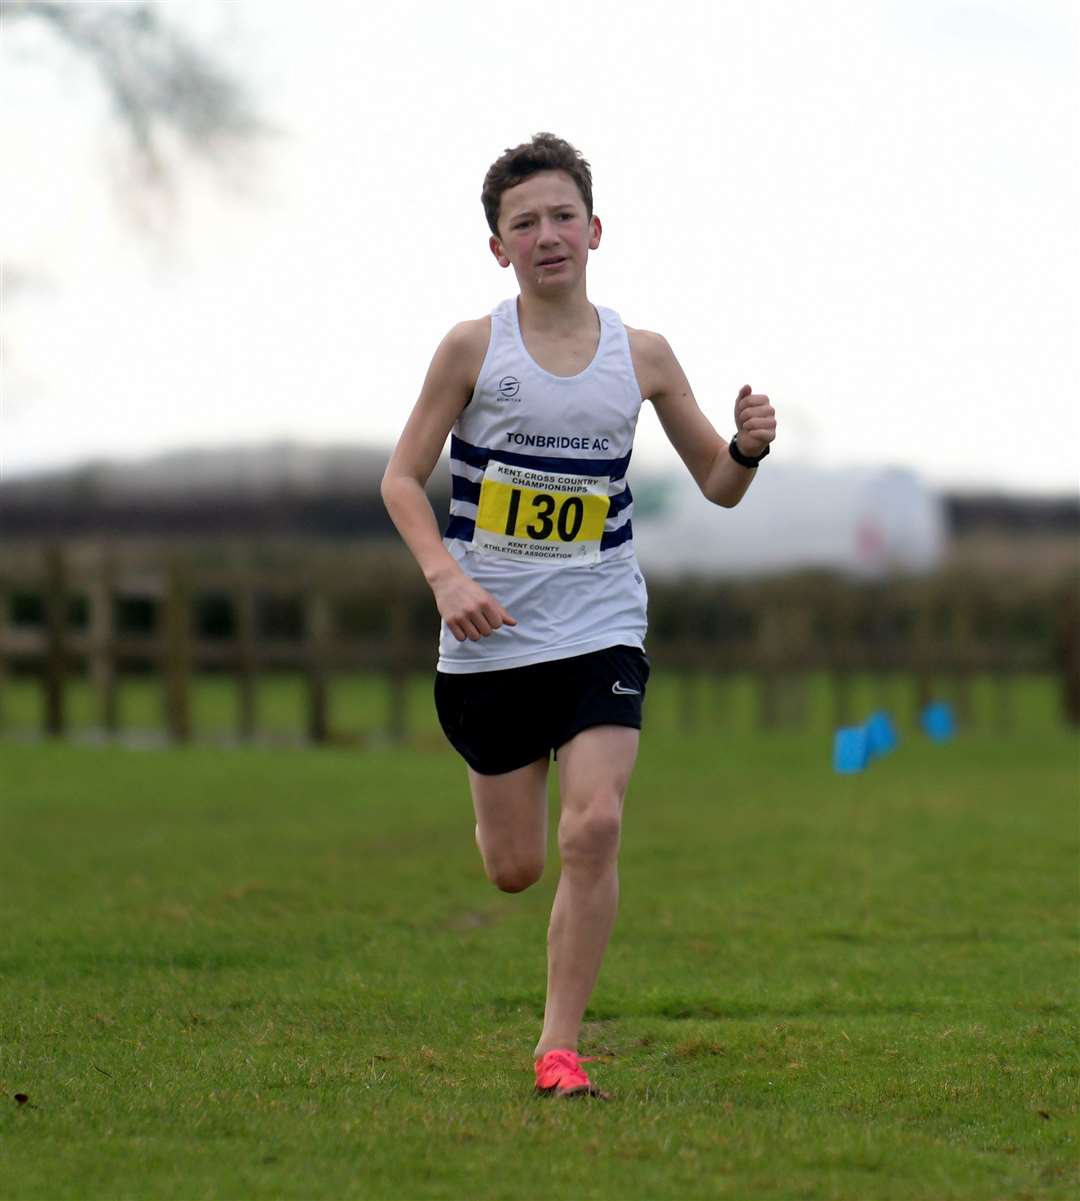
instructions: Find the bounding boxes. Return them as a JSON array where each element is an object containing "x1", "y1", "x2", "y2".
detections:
[
  {"x1": 607, "y1": 484, "x2": 633, "y2": 518},
  {"x1": 445, "y1": 514, "x2": 476, "y2": 541},
  {"x1": 450, "y1": 434, "x2": 633, "y2": 482},
  {"x1": 451, "y1": 473, "x2": 482, "y2": 505},
  {"x1": 600, "y1": 521, "x2": 634, "y2": 552}
]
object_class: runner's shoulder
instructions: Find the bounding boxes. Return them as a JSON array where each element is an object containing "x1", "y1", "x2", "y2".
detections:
[
  {"x1": 427, "y1": 317, "x2": 490, "y2": 396},
  {"x1": 624, "y1": 325, "x2": 672, "y2": 360},
  {"x1": 443, "y1": 315, "x2": 492, "y2": 359},
  {"x1": 422, "y1": 314, "x2": 490, "y2": 398},
  {"x1": 623, "y1": 326, "x2": 675, "y2": 401}
]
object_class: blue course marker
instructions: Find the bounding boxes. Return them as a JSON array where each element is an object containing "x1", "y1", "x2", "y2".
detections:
[
  {"x1": 921, "y1": 701, "x2": 956, "y2": 741},
  {"x1": 866, "y1": 711, "x2": 899, "y2": 759},
  {"x1": 834, "y1": 726, "x2": 870, "y2": 773}
]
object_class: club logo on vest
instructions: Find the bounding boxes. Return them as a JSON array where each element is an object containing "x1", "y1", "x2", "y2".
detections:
[{"x1": 497, "y1": 376, "x2": 522, "y2": 401}]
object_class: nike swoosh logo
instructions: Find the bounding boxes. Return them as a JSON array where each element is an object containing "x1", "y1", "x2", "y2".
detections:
[{"x1": 611, "y1": 681, "x2": 641, "y2": 695}]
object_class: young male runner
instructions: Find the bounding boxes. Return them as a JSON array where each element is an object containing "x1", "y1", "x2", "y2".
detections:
[{"x1": 381, "y1": 133, "x2": 776, "y2": 1099}]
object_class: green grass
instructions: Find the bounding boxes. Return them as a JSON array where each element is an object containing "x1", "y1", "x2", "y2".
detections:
[{"x1": 1, "y1": 701, "x2": 1077, "y2": 1198}]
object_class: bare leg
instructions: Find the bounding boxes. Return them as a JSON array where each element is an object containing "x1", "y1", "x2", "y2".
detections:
[
  {"x1": 534, "y1": 725, "x2": 639, "y2": 1059},
  {"x1": 469, "y1": 757, "x2": 549, "y2": 893}
]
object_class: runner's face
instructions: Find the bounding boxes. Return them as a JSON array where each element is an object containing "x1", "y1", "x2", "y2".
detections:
[{"x1": 490, "y1": 170, "x2": 600, "y2": 290}]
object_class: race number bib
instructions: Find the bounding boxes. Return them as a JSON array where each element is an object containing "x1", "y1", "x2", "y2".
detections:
[{"x1": 472, "y1": 461, "x2": 610, "y2": 565}]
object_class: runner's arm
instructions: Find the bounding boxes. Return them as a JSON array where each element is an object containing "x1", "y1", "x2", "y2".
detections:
[
  {"x1": 631, "y1": 329, "x2": 775, "y2": 508},
  {"x1": 380, "y1": 321, "x2": 518, "y2": 641}
]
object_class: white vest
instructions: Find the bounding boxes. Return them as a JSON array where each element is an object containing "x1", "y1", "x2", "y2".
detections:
[{"x1": 437, "y1": 297, "x2": 648, "y2": 674}]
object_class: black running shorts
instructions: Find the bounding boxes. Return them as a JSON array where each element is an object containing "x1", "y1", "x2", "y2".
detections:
[{"x1": 434, "y1": 644, "x2": 651, "y2": 776}]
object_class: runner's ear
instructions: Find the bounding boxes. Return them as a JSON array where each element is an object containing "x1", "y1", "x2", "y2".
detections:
[{"x1": 490, "y1": 235, "x2": 510, "y2": 268}]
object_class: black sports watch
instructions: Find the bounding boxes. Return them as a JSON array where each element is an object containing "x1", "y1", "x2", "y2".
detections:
[{"x1": 728, "y1": 434, "x2": 770, "y2": 468}]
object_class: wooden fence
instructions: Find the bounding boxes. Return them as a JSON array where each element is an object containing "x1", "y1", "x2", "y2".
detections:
[{"x1": 0, "y1": 539, "x2": 1076, "y2": 743}]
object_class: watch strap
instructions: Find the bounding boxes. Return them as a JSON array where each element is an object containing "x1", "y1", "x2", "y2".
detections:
[{"x1": 729, "y1": 435, "x2": 770, "y2": 468}]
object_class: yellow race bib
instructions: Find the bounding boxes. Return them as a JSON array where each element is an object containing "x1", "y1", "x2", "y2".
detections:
[{"x1": 473, "y1": 461, "x2": 610, "y2": 564}]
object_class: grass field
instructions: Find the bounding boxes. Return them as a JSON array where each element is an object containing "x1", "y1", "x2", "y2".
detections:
[{"x1": 1, "y1": 676, "x2": 1077, "y2": 1199}]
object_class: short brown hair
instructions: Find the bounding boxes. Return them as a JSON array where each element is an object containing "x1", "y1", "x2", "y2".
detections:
[{"x1": 481, "y1": 133, "x2": 593, "y2": 237}]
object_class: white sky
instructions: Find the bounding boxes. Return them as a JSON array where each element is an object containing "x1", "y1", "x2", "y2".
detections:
[{"x1": 2, "y1": 0, "x2": 1077, "y2": 494}]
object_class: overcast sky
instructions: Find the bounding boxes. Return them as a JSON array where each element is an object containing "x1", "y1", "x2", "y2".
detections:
[{"x1": 3, "y1": 0, "x2": 1077, "y2": 494}]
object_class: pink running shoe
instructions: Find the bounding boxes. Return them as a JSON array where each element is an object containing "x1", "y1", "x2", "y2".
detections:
[{"x1": 534, "y1": 1049, "x2": 609, "y2": 1099}]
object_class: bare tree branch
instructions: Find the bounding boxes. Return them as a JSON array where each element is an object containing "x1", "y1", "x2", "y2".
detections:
[
  {"x1": 1, "y1": 0, "x2": 275, "y2": 200},
  {"x1": 1, "y1": 0, "x2": 276, "y2": 399}
]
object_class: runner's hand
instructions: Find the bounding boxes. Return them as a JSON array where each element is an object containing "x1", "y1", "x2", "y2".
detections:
[
  {"x1": 432, "y1": 569, "x2": 517, "y2": 641},
  {"x1": 733, "y1": 384, "x2": 777, "y2": 457}
]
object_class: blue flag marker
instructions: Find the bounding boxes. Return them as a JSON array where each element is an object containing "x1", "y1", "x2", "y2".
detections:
[
  {"x1": 834, "y1": 726, "x2": 870, "y2": 773},
  {"x1": 866, "y1": 711, "x2": 899, "y2": 759},
  {"x1": 921, "y1": 701, "x2": 956, "y2": 741}
]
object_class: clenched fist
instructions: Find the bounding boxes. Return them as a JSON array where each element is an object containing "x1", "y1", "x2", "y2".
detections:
[
  {"x1": 432, "y1": 566, "x2": 517, "y2": 642},
  {"x1": 733, "y1": 384, "x2": 777, "y2": 458}
]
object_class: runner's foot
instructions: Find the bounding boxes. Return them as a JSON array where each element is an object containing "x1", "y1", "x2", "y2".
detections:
[{"x1": 534, "y1": 1049, "x2": 609, "y2": 1099}]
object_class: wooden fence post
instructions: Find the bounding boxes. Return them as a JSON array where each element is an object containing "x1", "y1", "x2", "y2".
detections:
[
  {"x1": 162, "y1": 553, "x2": 192, "y2": 743},
  {"x1": 951, "y1": 588, "x2": 975, "y2": 726},
  {"x1": 869, "y1": 592, "x2": 895, "y2": 715},
  {"x1": 826, "y1": 585, "x2": 853, "y2": 730},
  {"x1": 88, "y1": 544, "x2": 119, "y2": 735},
  {"x1": 708, "y1": 670, "x2": 731, "y2": 730},
  {"x1": 757, "y1": 607, "x2": 782, "y2": 731},
  {"x1": 0, "y1": 577, "x2": 8, "y2": 733},
  {"x1": 678, "y1": 667, "x2": 701, "y2": 732},
  {"x1": 1054, "y1": 580, "x2": 1080, "y2": 728},
  {"x1": 306, "y1": 586, "x2": 331, "y2": 744},
  {"x1": 782, "y1": 604, "x2": 810, "y2": 728},
  {"x1": 43, "y1": 542, "x2": 67, "y2": 738},
  {"x1": 831, "y1": 668, "x2": 852, "y2": 730},
  {"x1": 912, "y1": 585, "x2": 935, "y2": 727},
  {"x1": 386, "y1": 589, "x2": 409, "y2": 743},
  {"x1": 993, "y1": 597, "x2": 1014, "y2": 735},
  {"x1": 235, "y1": 576, "x2": 258, "y2": 741}
]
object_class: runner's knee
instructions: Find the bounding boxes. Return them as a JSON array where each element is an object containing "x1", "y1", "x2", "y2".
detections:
[
  {"x1": 486, "y1": 853, "x2": 545, "y2": 893},
  {"x1": 559, "y1": 797, "x2": 622, "y2": 865}
]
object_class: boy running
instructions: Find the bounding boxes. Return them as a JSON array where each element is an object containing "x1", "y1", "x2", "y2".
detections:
[{"x1": 381, "y1": 133, "x2": 777, "y2": 1099}]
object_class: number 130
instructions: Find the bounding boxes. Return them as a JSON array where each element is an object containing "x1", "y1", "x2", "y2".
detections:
[{"x1": 505, "y1": 489, "x2": 585, "y2": 541}]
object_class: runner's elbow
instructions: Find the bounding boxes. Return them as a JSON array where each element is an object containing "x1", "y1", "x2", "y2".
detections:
[
  {"x1": 380, "y1": 467, "x2": 419, "y2": 507},
  {"x1": 380, "y1": 472, "x2": 412, "y2": 522},
  {"x1": 707, "y1": 488, "x2": 743, "y2": 509},
  {"x1": 700, "y1": 475, "x2": 737, "y2": 507}
]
